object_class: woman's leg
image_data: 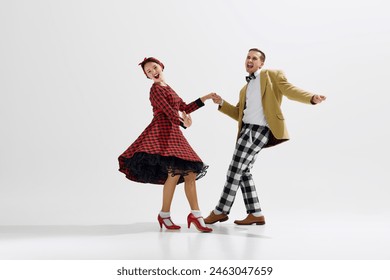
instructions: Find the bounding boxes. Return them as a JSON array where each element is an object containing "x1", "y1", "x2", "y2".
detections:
[
  {"x1": 158, "y1": 174, "x2": 181, "y2": 229},
  {"x1": 184, "y1": 172, "x2": 212, "y2": 232},
  {"x1": 184, "y1": 172, "x2": 199, "y2": 210},
  {"x1": 161, "y1": 174, "x2": 180, "y2": 212}
]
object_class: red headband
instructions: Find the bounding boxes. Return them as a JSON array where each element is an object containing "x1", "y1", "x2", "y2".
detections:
[{"x1": 139, "y1": 57, "x2": 165, "y2": 78}]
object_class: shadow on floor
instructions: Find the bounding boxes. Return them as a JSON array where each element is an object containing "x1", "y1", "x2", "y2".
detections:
[{"x1": 0, "y1": 223, "x2": 271, "y2": 240}]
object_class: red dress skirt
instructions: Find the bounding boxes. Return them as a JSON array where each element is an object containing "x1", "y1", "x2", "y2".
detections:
[{"x1": 118, "y1": 83, "x2": 208, "y2": 185}]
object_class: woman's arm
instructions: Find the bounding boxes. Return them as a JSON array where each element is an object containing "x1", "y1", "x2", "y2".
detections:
[
  {"x1": 178, "y1": 93, "x2": 216, "y2": 114},
  {"x1": 150, "y1": 87, "x2": 183, "y2": 126},
  {"x1": 178, "y1": 98, "x2": 204, "y2": 114}
]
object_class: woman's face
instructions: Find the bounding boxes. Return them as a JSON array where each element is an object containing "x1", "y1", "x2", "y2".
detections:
[{"x1": 144, "y1": 62, "x2": 164, "y2": 83}]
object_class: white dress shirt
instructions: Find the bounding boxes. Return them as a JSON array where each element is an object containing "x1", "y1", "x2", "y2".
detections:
[{"x1": 242, "y1": 69, "x2": 268, "y2": 126}]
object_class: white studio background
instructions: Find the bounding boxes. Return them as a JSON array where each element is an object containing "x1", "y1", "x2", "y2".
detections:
[{"x1": 1, "y1": 0, "x2": 389, "y2": 234}]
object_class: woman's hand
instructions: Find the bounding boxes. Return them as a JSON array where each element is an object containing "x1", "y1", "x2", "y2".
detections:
[
  {"x1": 182, "y1": 111, "x2": 192, "y2": 128},
  {"x1": 212, "y1": 93, "x2": 223, "y2": 105},
  {"x1": 201, "y1": 92, "x2": 217, "y2": 103}
]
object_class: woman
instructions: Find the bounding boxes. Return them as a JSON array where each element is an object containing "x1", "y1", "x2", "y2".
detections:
[{"x1": 118, "y1": 57, "x2": 214, "y2": 233}]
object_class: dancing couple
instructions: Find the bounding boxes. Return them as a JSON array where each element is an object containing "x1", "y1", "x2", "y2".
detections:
[{"x1": 118, "y1": 49, "x2": 326, "y2": 233}]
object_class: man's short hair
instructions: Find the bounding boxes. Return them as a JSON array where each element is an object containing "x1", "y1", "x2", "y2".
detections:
[{"x1": 249, "y1": 48, "x2": 266, "y2": 62}]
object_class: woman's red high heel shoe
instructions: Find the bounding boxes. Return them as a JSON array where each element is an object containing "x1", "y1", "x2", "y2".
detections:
[
  {"x1": 158, "y1": 215, "x2": 181, "y2": 230},
  {"x1": 187, "y1": 213, "x2": 213, "y2": 233}
]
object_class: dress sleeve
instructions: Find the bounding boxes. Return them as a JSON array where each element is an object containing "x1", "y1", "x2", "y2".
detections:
[
  {"x1": 150, "y1": 85, "x2": 184, "y2": 127},
  {"x1": 178, "y1": 97, "x2": 205, "y2": 114}
]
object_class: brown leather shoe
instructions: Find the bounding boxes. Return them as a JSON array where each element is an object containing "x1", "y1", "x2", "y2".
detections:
[
  {"x1": 204, "y1": 211, "x2": 229, "y2": 224},
  {"x1": 234, "y1": 214, "x2": 265, "y2": 225}
]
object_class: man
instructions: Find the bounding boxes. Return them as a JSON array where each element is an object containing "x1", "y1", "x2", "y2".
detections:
[{"x1": 205, "y1": 48, "x2": 326, "y2": 225}]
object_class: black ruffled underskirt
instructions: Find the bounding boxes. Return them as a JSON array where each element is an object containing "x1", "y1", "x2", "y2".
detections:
[{"x1": 123, "y1": 152, "x2": 208, "y2": 185}]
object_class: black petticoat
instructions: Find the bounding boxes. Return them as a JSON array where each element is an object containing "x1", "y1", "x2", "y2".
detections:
[{"x1": 123, "y1": 152, "x2": 208, "y2": 185}]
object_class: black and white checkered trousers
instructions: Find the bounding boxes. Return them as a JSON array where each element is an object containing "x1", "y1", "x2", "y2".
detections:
[{"x1": 216, "y1": 123, "x2": 270, "y2": 214}]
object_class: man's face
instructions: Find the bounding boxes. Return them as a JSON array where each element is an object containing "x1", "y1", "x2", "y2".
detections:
[{"x1": 245, "y1": 50, "x2": 264, "y2": 74}]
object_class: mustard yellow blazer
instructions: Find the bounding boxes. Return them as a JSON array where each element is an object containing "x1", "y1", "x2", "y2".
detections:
[{"x1": 219, "y1": 69, "x2": 315, "y2": 148}]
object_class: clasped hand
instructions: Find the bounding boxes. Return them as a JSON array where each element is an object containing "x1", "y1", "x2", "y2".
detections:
[
  {"x1": 201, "y1": 92, "x2": 223, "y2": 105},
  {"x1": 183, "y1": 92, "x2": 223, "y2": 128}
]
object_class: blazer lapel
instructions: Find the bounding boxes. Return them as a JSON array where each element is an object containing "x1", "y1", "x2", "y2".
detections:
[
  {"x1": 260, "y1": 70, "x2": 267, "y2": 98},
  {"x1": 240, "y1": 85, "x2": 247, "y2": 107}
]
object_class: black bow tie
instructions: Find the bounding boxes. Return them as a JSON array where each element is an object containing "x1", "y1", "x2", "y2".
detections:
[{"x1": 245, "y1": 73, "x2": 256, "y2": 83}]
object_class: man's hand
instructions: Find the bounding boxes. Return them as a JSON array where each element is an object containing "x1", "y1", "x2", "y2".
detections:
[
  {"x1": 311, "y1": 95, "x2": 327, "y2": 104},
  {"x1": 212, "y1": 94, "x2": 223, "y2": 105},
  {"x1": 201, "y1": 92, "x2": 218, "y2": 103}
]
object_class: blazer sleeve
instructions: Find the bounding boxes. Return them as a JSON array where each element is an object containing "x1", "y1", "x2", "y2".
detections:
[
  {"x1": 150, "y1": 86, "x2": 184, "y2": 127},
  {"x1": 276, "y1": 71, "x2": 314, "y2": 104},
  {"x1": 178, "y1": 97, "x2": 205, "y2": 114},
  {"x1": 218, "y1": 99, "x2": 240, "y2": 121}
]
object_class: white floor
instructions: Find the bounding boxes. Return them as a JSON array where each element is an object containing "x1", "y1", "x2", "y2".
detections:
[{"x1": 1, "y1": 213, "x2": 389, "y2": 260}]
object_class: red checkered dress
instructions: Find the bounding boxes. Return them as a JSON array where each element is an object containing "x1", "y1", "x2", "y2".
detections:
[{"x1": 118, "y1": 83, "x2": 208, "y2": 185}]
